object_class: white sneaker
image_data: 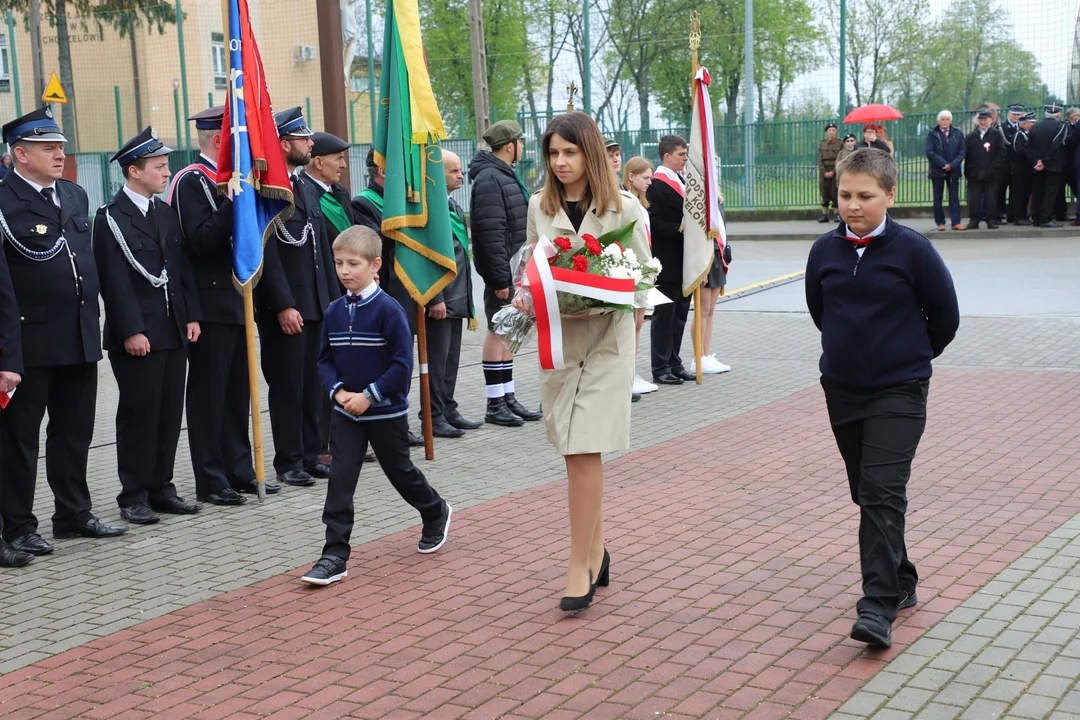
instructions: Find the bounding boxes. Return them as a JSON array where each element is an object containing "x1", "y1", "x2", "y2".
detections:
[
  {"x1": 633, "y1": 375, "x2": 659, "y2": 394},
  {"x1": 703, "y1": 355, "x2": 731, "y2": 374}
]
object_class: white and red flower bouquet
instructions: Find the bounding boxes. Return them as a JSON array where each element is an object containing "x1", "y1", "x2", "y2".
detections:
[{"x1": 492, "y1": 220, "x2": 663, "y2": 370}]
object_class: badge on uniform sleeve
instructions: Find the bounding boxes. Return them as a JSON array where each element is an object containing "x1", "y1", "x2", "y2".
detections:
[{"x1": 35, "y1": 224, "x2": 47, "y2": 235}]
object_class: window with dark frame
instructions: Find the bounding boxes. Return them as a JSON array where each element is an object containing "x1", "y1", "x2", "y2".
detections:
[
  {"x1": 0, "y1": 34, "x2": 10, "y2": 92},
  {"x1": 211, "y1": 32, "x2": 226, "y2": 89}
]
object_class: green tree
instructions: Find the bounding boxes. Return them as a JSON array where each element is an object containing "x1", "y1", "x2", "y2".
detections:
[
  {"x1": 2, "y1": 0, "x2": 177, "y2": 151},
  {"x1": 753, "y1": 0, "x2": 823, "y2": 119}
]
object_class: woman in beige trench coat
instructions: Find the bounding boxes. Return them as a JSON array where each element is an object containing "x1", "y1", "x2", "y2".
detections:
[{"x1": 520, "y1": 112, "x2": 651, "y2": 612}]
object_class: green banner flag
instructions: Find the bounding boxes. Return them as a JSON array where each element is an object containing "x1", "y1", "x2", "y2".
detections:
[{"x1": 374, "y1": 0, "x2": 456, "y2": 306}]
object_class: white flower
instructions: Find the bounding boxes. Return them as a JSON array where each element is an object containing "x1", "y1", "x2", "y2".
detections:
[
  {"x1": 603, "y1": 243, "x2": 623, "y2": 259},
  {"x1": 645, "y1": 257, "x2": 662, "y2": 271},
  {"x1": 623, "y1": 248, "x2": 638, "y2": 265},
  {"x1": 608, "y1": 265, "x2": 633, "y2": 280},
  {"x1": 630, "y1": 268, "x2": 643, "y2": 283}
]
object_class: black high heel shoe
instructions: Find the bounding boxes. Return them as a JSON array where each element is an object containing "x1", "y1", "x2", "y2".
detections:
[
  {"x1": 560, "y1": 570, "x2": 595, "y2": 612},
  {"x1": 595, "y1": 549, "x2": 610, "y2": 589}
]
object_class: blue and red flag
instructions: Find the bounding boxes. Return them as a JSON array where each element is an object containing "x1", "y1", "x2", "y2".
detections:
[{"x1": 216, "y1": 0, "x2": 292, "y2": 287}]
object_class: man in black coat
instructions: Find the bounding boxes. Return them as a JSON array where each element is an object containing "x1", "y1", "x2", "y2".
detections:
[
  {"x1": 94, "y1": 127, "x2": 204, "y2": 525},
  {"x1": 0, "y1": 235, "x2": 34, "y2": 567},
  {"x1": 648, "y1": 134, "x2": 695, "y2": 386},
  {"x1": 468, "y1": 120, "x2": 540, "y2": 426},
  {"x1": 965, "y1": 110, "x2": 1008, "y2": 229},
  {"x1": 1000, "y1": 104, "x2": 1024, "y2": 221},
  {"x1": 426, "y1": 150, "x2": 481, "y2": 439},
  {"x1": 1010, "y1": 113, "x2": 1037, "y2": 225},
  {"x1": 255, "y1": 107, "x2": 340, "y2": 487},
  {"x1": 0, "y1": 107, "x2": 127, "y2": 556},
  {"x1": 1028, "y1": 104, "x2": 1069, "y2": 228},
  {"x1": 169, "y1": 106, "x2": 276, "y2": 507}
]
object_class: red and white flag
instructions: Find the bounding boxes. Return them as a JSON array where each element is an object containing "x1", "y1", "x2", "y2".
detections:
[{"x1": 682, "y1": 66, "x2": 726, "y2": 296}]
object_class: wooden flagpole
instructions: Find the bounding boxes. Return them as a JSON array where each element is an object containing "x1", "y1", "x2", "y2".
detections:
[
  {"x1": 222, "y1": 0, "x2": 266, "y2": 499},
  {"x1": 416, "y1": 307, "x2": 434, "y2": 461},
  {"x1": 690, "y1": 12, "x2": 703, "y2": 386}
]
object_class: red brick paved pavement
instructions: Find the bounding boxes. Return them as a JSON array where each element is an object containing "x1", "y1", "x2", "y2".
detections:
[{"x1": 3, "y1": 367, "x2": 1080, "y2": 720}]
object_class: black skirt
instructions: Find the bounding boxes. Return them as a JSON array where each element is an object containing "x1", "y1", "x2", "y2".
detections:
[{"x1": 704, "y1": 245, "x2": 726, "y2": 288}]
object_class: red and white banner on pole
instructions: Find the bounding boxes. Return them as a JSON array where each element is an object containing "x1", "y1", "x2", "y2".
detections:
[
  {"x1": 683, "y1": 66, "x2": 727, "y2": 296},
  {"x1": 524, "y1": 236, "x2": 637, "y2": 371}
]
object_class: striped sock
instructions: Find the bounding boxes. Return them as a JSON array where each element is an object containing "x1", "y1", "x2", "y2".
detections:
[
  {"x1": 501, "y1": 361, "x2": 515, "y2": 396},
  {"x1": 483, "y1": 361, "x2": 504, "y2": 399}
]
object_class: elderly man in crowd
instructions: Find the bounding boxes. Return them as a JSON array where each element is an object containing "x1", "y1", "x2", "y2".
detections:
[{"x1": 926, "y1": 110, "x2": 967, "y2": 231}]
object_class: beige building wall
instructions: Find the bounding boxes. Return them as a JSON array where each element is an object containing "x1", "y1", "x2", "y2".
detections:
[{"x1": 0, "y1": 0, "x2": 374, "y2": 154}]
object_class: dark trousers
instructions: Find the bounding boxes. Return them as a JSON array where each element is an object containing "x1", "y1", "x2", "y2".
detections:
[
  {"x1": 109, "y1": 347, "x2": 185, "y2": 508},
  {"x1": 967, "y1": 180, "x2": 996, "y2": 223},
  {"x1": 1031, "y1": 171, "x2": 1061, "y2": 226},
  {"x1": 258, "y1": 317, "x2": 323, "y2": 474},
  {"x1": 650, "y1": 282, "x2": 692, "y2": 377},
  {"x1": 186, "y1": 323, "x2": 255, "y2": 495},
  {"x1": 0, "y1": 363, "x2": 97, "y2": 539},
  {"x1": 819, "y1": 175, "x2": 837, "y2": 211},
  {"x1": 1010, "y1": 170, "x2": 1032, "y2": 221},
  {"x1": 997, "y1": 170, "x2": 1010, "y2": 220},
  {"x1": 823, "y1": 379, "x2": 928, "y2": 623},
  {"x1": 932, "y1": 175, "x2": 962, "y2": 226},
  {"x1": 322, "y1": 414, "x2": 444, "y2": 560},
  {"x1": 424, "y1": 317, "x2": 463, "y2": 423}
]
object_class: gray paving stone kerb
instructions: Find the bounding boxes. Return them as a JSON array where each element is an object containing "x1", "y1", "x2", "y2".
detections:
[{"x1": 830, "y1": 512, "x2": 1080, "y2": 719}]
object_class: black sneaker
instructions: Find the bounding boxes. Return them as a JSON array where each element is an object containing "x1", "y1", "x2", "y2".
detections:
[
  {"x1": 300, "y1": 555, "x2": 348, "y2": 586},
  {"x1": 898, "y1": 589, "x2": 918, "y2": 610},
  {"x1": 851, "y1": 612, "x2": 892, "y2": 648},
  {"x1": 418, "y1": 504, "x2": 452, "y2": 554}
]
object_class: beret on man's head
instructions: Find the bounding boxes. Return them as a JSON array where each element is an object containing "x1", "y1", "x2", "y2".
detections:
[
  {"x1": 482, "y1": 120, "x2": 524, "y2": 150},
  {"x1": 310, "y1": 132, "x2": 350, "y2": 157},
  {"x1": 825, "y1": 122, "x2": 837, "y2": 130}
]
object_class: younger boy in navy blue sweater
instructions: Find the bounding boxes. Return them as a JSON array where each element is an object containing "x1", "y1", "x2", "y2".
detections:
[
  {"x1": 805, "y1": 149, "x2": 960, "y2": 648},
  {"x1": 301, "y1": 226, "x2": 451, "y2": 586}
]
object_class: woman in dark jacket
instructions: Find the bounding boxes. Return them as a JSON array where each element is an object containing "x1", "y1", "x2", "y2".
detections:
[{"x1": 926, "y1": 110, "x2": 967, "y2": 231}]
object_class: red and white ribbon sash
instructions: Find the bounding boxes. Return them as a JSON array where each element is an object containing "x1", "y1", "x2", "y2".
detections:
[{"x1": 524, "y1": 236, "x2": 637, "y2": 371}]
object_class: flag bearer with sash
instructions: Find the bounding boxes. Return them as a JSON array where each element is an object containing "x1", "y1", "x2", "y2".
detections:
[
  {"x1": 169, "y1": 106, "x2": 277, "y2": 506},
  {"x1": 0, "y1": 107, "x2": 127, "y2": 558},
  {"x1": 95, "y1": 127, "x2": 204, "y2": 524},
  {"x1": 255, "y1": 107, "x2": 340, "y2": 488}
]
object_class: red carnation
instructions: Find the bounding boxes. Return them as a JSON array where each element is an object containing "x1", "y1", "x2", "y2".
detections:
[
  {"x1": 553, "y1": 236, "x2": 573, "y2": 252},
  {"x1": 572, "y1": 255, "x2": 589, "y2": 272},
  {"x1": 583, "y1": 234, "x2": 602, "y2": 255}
]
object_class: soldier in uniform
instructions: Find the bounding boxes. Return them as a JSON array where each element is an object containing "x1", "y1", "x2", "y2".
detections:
[
  {"x1": 0, "y1": 107, "x2": 127, "y2": 555},
  {"x1": 817, "y1": 122, "x2": 841, "y2": 223},
  {"x1": 94, "y1": 127, "x2": 203, "y2": 524},
  {"x1": 299, "y1": 131, "x2": 354, "y2": 461},
  {"x1": 256, "y1": 107, "x2": 340, "y2": 487},
  {"x1": 1010, "y1": 112, "x2": 1037, "y2": 226},
  {"x1": 1028, "y1": 104, "x2": 1069, "y2": 228},
  {"x1": 999, "y1": 104, "x2": 1024, "y2": 222},
  {"x1": 169, "y1": 105, "x2": 279, "y2": 506}
]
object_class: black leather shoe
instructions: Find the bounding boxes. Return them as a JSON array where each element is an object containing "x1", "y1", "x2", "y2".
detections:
[
  {"x1": 968, "y1": 221, "x2": 980, "y2": 229},
  {"x1": 986, "y1": 223, "x2": 999, "y2": 229},
  {"x1": 431, "y1": 419, "x2": 465, "y2": 438},
  {"x1": 408, "y1": 431, "x2": 425, "y2": 447},
  {"x1": 817, "y1": 214, "x2": 830, "y2": 223},
  {"x1": 233, "y1": 480, "x2": 281, "y2": 495},
  {"x1": 364, "y1": 451, "x2": 377, "y2": 462},
  {"x1": 53, "y1": 517, "x2": 128, "y2": 539},
  {"x1": 504, "y1": 393, "x2": 542, "y2": 421},
  {"x1": 631, "y1": 392, "x2": 641, "y2": 402},
  {"x1": 11, "y1": 532, "x2": 54, "y2": 556},
  {"x1": 0, "y1": 544, "x2": 33, "y2": 568},
  {"x1": 150, "y1": 497, "x2": 202, "y2": 515},
  {"x1": 120, "y1": 503, "x2": 160, "y2": 525},
  {"x1": 278, "y1": 469, "x2": 317, "y2": 487},
  {"x1": 673, "y1": 369, "x2": 696, "y2": 382},
  {"x1": 560, "y1": 570, "x2": 596, "y2": 612},
  {"x1": 898, "y1": 589, "x2": 918, "y2": 610},
  {"x1": 1043, "y1": 221, "x2": 1063, "y2": 228},
  {"x1": 486, "y1": 398, "x2": 524, "y2": 427},
  {"x1": 305, "y1": 462, "x2": 331, "y2": 479},
  {"x1": 1014, "y1": 219, "x2": 1033, "y2": 226},
  {"x1": 197, "y1": 488, "x2": 247, "y2": 506},
  {"x1": 446, "y1": 410, "x2": 483, "y2": 430},
  {"x1": 653, "y1": 373, "x2": 684, "y2": 385},
  {"x1": 851, "y1": 612, "x2": 892, "y2": 648},
  {"x1": 595, "y1": 549, "x2": 611, "y2": 588}
]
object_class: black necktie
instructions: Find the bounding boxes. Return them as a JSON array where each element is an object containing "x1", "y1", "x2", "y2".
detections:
[
  {"x1": 40, "y1": 186, "x2": 56, "y2": 208},
  {"x1": 146, "y1": 199, "x2": 156, "y2": 223}
]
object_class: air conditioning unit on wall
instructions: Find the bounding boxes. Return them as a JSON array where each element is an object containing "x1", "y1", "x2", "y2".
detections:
[{"x1": 294, "y1": 45, "x2": 316, "y2": 63}]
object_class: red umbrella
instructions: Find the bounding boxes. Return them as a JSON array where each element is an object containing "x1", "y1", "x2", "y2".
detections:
[{"x1": 842, "y1": 104, "x2": 904, "y2": 124}]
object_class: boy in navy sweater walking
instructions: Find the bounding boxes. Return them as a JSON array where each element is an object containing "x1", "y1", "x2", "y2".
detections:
[
  {"x1": 301, "y1": 226, "x2": 451, "y2": 586},
  {"x1": 805, "y1": 149, "x2": 960, "y2": 648}
]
